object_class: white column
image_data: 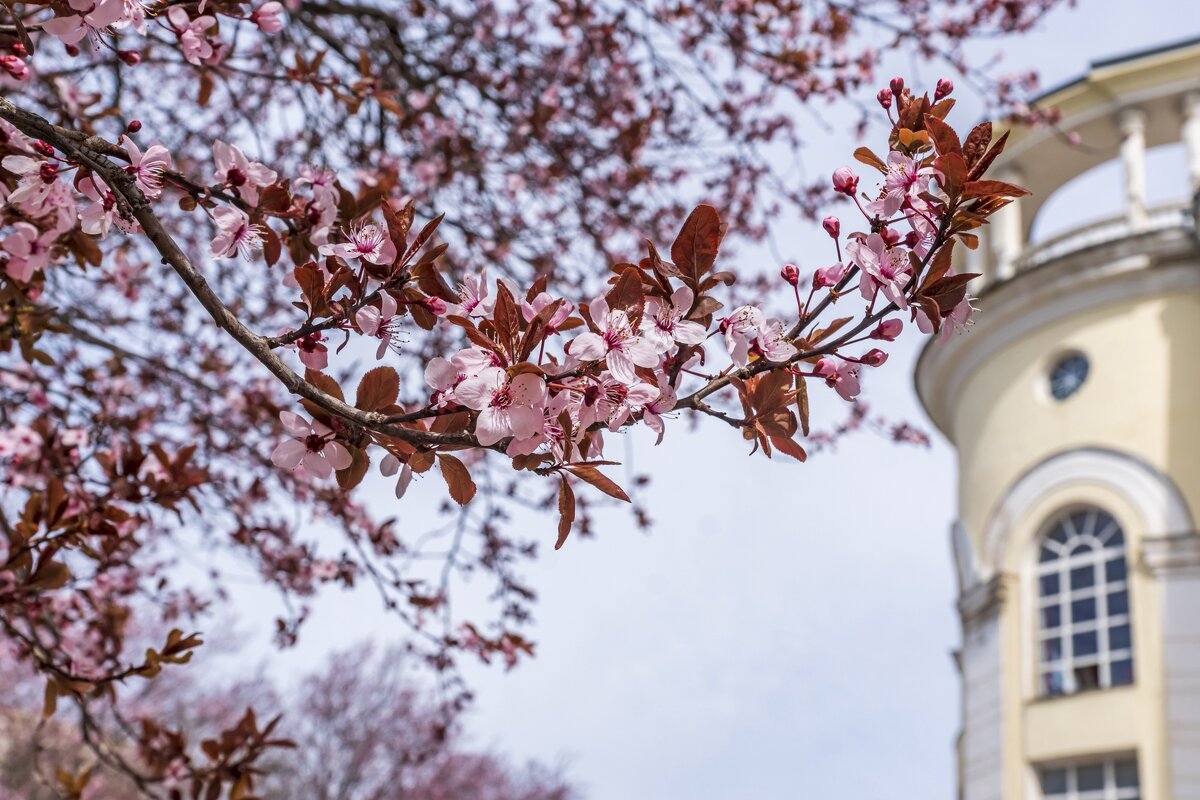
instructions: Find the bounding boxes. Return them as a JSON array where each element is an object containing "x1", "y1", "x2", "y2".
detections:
[
  {"x1": 988, "y1": 166, "x2": 1024, "y2": 282},
  {"x1": 1142, "y1": 535, "x2": 1200, "y2": 800},
  {"x1": 1183, "y1": 91, "x2": 1200, "y2": 194},
  {"x1": 1117, "y1": 108, "x2": 1149, "y2": 229}
]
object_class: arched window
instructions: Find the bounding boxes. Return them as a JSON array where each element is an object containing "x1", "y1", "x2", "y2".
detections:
[{"x1": 1036, "y1": 508, "x2": 1134, "y2": 697}]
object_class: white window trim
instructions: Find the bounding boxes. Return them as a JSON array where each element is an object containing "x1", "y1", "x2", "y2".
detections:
[{"x1": 1038, "y1": 755, "x2": 1140, "y2": 800}]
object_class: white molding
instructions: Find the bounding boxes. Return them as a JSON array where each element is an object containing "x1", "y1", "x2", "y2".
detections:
[
  {"x1": 916, "y1": 253, "x2": 1200, "y2": 441},
  {"x1": 982, "y1": 447, "x2": 1194, "y2": 578}
]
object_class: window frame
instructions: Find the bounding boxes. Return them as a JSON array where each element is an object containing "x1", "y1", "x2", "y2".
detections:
[
  {"x1": 1034, "y1": 507, "x2": 1134, "y2": 697},
  {"x1": 1037, "y1": 755, "x2": 1140, "y2": 800}
]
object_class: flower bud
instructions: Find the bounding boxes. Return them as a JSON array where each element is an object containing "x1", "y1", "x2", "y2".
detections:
[
  {"x1": 862, "y1": 348, "x2": 889, "y2": 367},
  {"x1": 822, "y1": 216, "x2": 840, "y2": 238},
  {"x1": 118, "y1": 50, "x2": 142, "y2": 66},
  {"x1": 904, "y1": 231, "x2": 921, "y2": 249},
  {"x1": 38, "y1": 162, "x2": 58, "y2": 183},
  {"x1": 871, "y1": 318, "x2": 903, "y2": 341},
  {"x1": 813, "y1": 262, "x2": 846, "y2": 289},
  {"x1": 889, "y1": 77, "x2": 905, "y2": 97},
  {"x1": 10, "y1": 43, "x2": 27, "y2": 57},
  {"x1": 935, "y1": 78, "x2": 954, "y2": 100},
  {"x1": 33, "y1": 140, "x2": 55, "y2": 157},
  {"x1": 65, "y1": 44, "x2": 80, "y2": 57},
  {"x1": 831, "y1": 166, "x2": 858, "y2": 196},
  {"x1": 880, "y1": 226, "x2": 901, "y2": 247},
  {"x1": 126, "y1": 120, "x2": 143, "y2": 134},
  {"x1": 780, "y1": 263, "x2": 800, "y2": 286},
  {"x1": 876, "y1": 88, "x2": 893, "y2": 109},
  {"x1": 0, "y1": 54, "x2": 28, "y2": 81},
  {"x1": 425, "y1": 296, "x2": 448, "y2": 316}
]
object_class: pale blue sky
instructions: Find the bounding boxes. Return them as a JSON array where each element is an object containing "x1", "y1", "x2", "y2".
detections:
[{"x1": 229, "y1": 4, "x2": 1200, "y2": 798}]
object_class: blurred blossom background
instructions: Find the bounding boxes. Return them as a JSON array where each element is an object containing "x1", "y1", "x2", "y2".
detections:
[
  {"x1": 4, "y1": 0, "x2": 1199, "y2": 797},
  {"x1": 212, "y1": 3, "x2": 1198, "y2": 798}
]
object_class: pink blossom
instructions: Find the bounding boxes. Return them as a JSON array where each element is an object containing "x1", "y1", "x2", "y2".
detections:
[
  {"x1": 3, "y1": 155, "x2": 58, "y2": 208},
  {"x1": 577, "y1": 373, "x2": 659, "y2": 431},
  {"x1": 847, "y1": 233, "x2": 912, "y2": 308},
  {"x1": 869, "y1": 151, "x2": 940, "y2": 217},
  {"x1": 2, "y1": 221, "x2": 56, "y2": 281},
  {"x1": 813, "y1": 261, "x2": 846, "y2": 289},
  {"x1": 79, "y1": 175, "x2": 124, "y2": 237},
  {"x1": 251, "y1": 1, "x2": 285, "y2": 32},
  {"x1": 570, "y1": 297, "x2": 658, "y2": 385},
  {"x1": 318, "y1": 222, "x2": 397, "y2": 265},
  {"x1": 311, "y1": 560, "x2": 338, "y2": 580},
  {"x1": 832, "y1": 166, "x2": 859, "y2": 196},
  {"x1": 445, "y1": 271, "x2": 494, "y2": 318},
  {"x1": 380, "y1": 453, "x2": 414, "y2": 498},
  {"x1": 641, "y1": 286, "x2": 706, "y2": 352},
  {"x1": 121, "y1": 135, "x2": 172, "y2": 199},
  {"x1": 815, "y1": 357, "x2": 861, "y2": 401},
  {"x1": 641, "y1": 377, "x2": 677, "y2": 444},
  {"x1": 521, "y1": 291, "x2": 574, "y2": 332},
  {"x1": 210, "y1": 206, "x2": 264, "y2": 259},
  {"x1": 0, "y1": 424, "x2": 42, "y2": 461},
  {"x1": 355, "y1": 292, "x2": 401, "y2": 358},
  {"x1": 506, "y1": 390, "x2": 576, "y2": 458},
  {"x1": 915, "y1": 295, "x2": 975, "y2": 343},
  {"x1": 424, "y1": 357, "x2": 463, "y2": 409},
  {"x1": 167, "y1": 7, "x2": 217, "y2": 65},
  {"x1": 212, "y1": 140, "x2": 278, "y2": 205},
  {"x1": 721, "y1": 305, "x2": 796, "y2": 367},
  {"x1": 42, "y1": 0, "x2": 125, "y2": 46},
  {"x1": 271, "y1": 410, "x2": 353, "y2": 479},
  {"x1": 871, "y1": 318, "x2": 903, "y2": 341},
  {"x1": 289, "y1": 331, "x2": 328, "y2": 370},
  {"x1": 455, "y1": 367, "x2": 546, "y2": 446}
]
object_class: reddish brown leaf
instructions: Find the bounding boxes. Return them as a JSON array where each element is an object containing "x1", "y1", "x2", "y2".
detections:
[
  {"x1": 438, "y1": 455, "x2": 476, "y2": 505},
  {"x1": 961, "y1": 180, "x2": 1030, "y2": 200},
  {"x1": 555, "y1": 475, "x2": 575, "y2": 550},
  {"x1": 355, "y1": 366, "x2": 399, "y2": 411},
  {"x1": 670, "y1": 205, "x2": 724, "y2": 286},
  {"x1": 853, "y1": 146, "x2": 887, "y2": 172},
  {"x1": 924, "y1": 114, "x2": 962, "y2": 158},
  {"x1": 563, "y1": 464, "x2": 630, "y2": 502}
]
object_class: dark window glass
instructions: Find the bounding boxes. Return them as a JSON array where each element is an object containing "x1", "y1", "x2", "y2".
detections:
[
  {"x1": 1073, "y1": 631, "x2": 1098, "y2": 657},
  {"x1": 1106, "y1": 557, "x2": 1127, "y2": 582},
  {"x1": 1070, "y1": 541, "x2": 1094, "y2": 556},
  {"x1": 1110, "y1": 623, "x2": 1132, "y2": 650},
  {"x1": 1050, "y1": 525, "x2": 1069, "y2": 545},
  {"x1": 1072, "y1": 597, "x2": 1097, "y2": 623},
  {"x1": 1115, "y1": 759, "x2": 1139, "y2": 788},
  {"x1": 1042, "y1": 638, "x2": 1062, "y2": 661},
  {"x1": 1040, "y1": 573, "x2": 1060, "y2": 596},
  {"x1": 1075, "y1": 664, "x2": 1101, "y2": 690},
  {"x1": 1040, "y1": 545, "x2": 1058, "y2": 562},
  {"x1": 1111, "y1": 659, "x2": 1134, "y2": 685},
  {"x1": 1042, "y1": 671, "x2": 1065, "y2": 696},
  {"x1": 1078, "y1": 764, "x2": 1105, "y2": 791},
  {"x1": 1041, "y1": 605, "x2": 1061, "y2": 629},
  {"x1": 1105, "y1": 526, "x2": 1124, "y2": 546},
  {"x1": 1040, "y1": 767, "x2": 1068, "y2": 794},
  {"x1": 1070, "y1": 565, "x2": 1095, "y2": 590},
  {"x1": 1050, "y1": 354, "x2": 1089, "y2": 400},
  {"x1": 1109, "y1": 590, "x2": 1129, "y2": 615}
]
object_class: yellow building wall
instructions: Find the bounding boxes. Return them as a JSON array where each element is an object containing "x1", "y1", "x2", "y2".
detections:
[{"x1": 949, "y1": 288, "x2": 1200, "y2": 799}]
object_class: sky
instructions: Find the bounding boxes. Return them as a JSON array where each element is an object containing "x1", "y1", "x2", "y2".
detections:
[{"x1": 228, "y1": 4, "x2": 1200, "y2": 798}]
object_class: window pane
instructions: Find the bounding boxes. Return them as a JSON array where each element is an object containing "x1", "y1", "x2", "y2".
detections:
[
  {"x1": 1109, "y1": 590, "x2": 1129, "y2": 615},
  {"x1": 1106, "y1": 526, "x2": 1125, "y2": 546},
  {"x1": 1040, "y1": 573, "x2": 1060, "y2": 596},
  {"x1": 1106, "y1": 557, "x2": 1127, "y2": 582},
  {"x1": 1072, "y1": 597, "x2": 1097, "y2": 623},
  {"x1": 1110, "y1": 623, "x2": 1132, "y2": 650},
  {"x1": 1040, "y1": 545, "x2": 1059, "y2": 563},
  {"x1": 1070, "y1": 565, "x2": 1095, "y2": 590},
  {"x1": 1070, "y1": 511, "x2": 1090, "y2": 537},
  {"x1": 1078, "y1": 764, "x2": 1105, "y2": 791},
  {"x1": 1040, "y1": 767, "x2": 1068, "y2": 795},
  {"x1": 1115, "y1": 759, "x2": 1139, "y2": 788},
  {"x1": 1042, "y1": 670, "x2": 1065, "y2": 696},
  {"x1": 1050, "y1": 525, "x2": 1069, "y2": 545},
  {"x1": 1042, "y1": 638, "x2": 1063, "y2": 661},
  {"x1": 1111, "y1": 658, "x2": 1134, "y2": 685},
  {"x1": 1041, "y1": 605, "x2": 1061, "y2": 629},
  {"x1": 1073, "y1": 630, "x2": 1098, "y2": 657},
  {"x1": 1070, "y1": 540, "x2": 1095, "y2": 556},
  {"x1": 1075, "y1": 664, "x2": 1101, "y2": 690}
]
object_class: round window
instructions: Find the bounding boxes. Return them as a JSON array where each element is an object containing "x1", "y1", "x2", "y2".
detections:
[{"x1": 1049, "y1": 353, "x2": 1089, "y2": 401}]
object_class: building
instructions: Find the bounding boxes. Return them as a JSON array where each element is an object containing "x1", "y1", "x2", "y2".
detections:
[{"x1": 915, "y1": 39, "x2": 1200, "y2": 800}]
